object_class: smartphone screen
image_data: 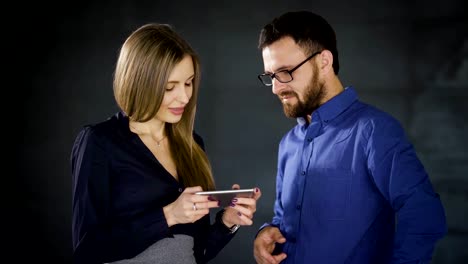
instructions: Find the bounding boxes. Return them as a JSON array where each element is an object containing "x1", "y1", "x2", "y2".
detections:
[{"x1": 195, "y1": 188, "x2": 255, "y2": 207}]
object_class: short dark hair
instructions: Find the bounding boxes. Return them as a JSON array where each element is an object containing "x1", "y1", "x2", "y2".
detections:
[{"x1": 258, "y1": 10, "x2": 340, "y2": 74}]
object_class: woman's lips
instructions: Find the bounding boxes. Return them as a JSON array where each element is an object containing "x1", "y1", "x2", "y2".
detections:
[{"x1": 169, "y1": 107, "x2": 185, "y2": 115}]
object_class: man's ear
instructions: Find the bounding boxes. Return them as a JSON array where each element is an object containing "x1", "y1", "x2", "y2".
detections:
[{"x1": 319, "y1": 50, "x2": 333, "y2": 76}]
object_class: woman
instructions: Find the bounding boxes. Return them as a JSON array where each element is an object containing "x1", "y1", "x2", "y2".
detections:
[{"x1": 71, "y1": 23, "x2": 261, "y2": 264}]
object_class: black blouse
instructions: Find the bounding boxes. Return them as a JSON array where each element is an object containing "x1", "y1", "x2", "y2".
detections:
[{"x1": 71, "y1": 111, "x2": 235, "y2": 263}]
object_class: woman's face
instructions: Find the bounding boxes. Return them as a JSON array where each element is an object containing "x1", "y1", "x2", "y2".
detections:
[{"x1": 156, "y1": 55, "x2": 194, "y2": 124}]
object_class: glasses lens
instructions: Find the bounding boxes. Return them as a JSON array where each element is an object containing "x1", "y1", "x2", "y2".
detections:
[
  {"x1": 275, "y1": 71, "x2": 293, "y2": 83},
  {"x1": 258, "y1": 74, "x2": 273, "y2": 86}
]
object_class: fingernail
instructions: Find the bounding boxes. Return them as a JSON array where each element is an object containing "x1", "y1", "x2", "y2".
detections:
[
  {"x1": 237, "y1": 212, "x2": 242, "y2": 216},
  {"x1": 232, "y1": 198, "x2": 238, "y2": 203},
  {"x1": 255, "y1": 187, "x2": 259, "y2": 193},
  {"x1": 218, "y1": 201, "x2": 221, "y2": 206},
  {"x1": 229, "y1": 202, "x2": 235, "y2": 207},
  {"x1": 208, "y1": 196, "x2": 215, "y2": 201}
]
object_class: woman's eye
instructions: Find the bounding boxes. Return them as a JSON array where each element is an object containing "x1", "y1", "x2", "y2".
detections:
[{"x1": 166, "y1": 86, "x2": 175, "y2": 91}]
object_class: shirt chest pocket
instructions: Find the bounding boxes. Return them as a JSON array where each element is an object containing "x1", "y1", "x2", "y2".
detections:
[{"x1": 306, "y1": 168, "x2": 352, "y2": 221}]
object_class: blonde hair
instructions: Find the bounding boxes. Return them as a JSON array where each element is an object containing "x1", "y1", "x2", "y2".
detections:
[{"x1": 113, "y1": 23, "x2": 215, "y2": 190}]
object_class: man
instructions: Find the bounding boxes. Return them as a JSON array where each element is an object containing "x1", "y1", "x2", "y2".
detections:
[{"x1": 253, "y1": 11, "x2": 447, "y2": 264}]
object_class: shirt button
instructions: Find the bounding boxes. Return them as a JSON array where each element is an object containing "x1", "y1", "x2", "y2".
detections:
[
  {"x1": 178, "y1": 188, "x2": 183, "y2": 192},
  {"x1": 301, "y1": 171, "x2": 306, "y2": 176},
  {"x1": 296, "y1": 205, "x2": 301, "y2": 210}
]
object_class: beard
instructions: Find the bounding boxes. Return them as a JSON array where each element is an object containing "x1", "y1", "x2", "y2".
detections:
[{"x1": 280, "y1": 64, "x2": 325, "y2": 118}]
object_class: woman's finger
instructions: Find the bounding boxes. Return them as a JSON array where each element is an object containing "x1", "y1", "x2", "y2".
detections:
[
  {"x1": 228, "y1": 203, "x2": 254, "y2": 218},
  {"x1": 182, "y1": 186, "x2": 203, "y2": 194},
  {"x1": 191, "y1": 201, "x2": 219, "y2": 210},
  {"x1": 236, "y1": 211, "x2": 253, "y2": 225}
]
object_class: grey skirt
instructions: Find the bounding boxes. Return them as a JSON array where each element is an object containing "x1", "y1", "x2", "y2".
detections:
[{"x1": 107, "y1": 234, "x2": 197, "y2": 264}]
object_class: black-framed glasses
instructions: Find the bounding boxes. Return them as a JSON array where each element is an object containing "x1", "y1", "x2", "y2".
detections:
[{"x1": 257, "y1": 51, "x2": 322, "y2": 86}]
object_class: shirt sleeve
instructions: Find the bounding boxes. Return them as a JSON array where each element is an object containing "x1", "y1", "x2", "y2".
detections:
[
  {"x1": 193, "y1": 210, "x2": 237, "y2": 263},
  {"x1": 365, "y1": 116, "x2": 447, "y2": 264},
  {"x1": 256, "y1": 141, "x2": 284, "y2": 253},
  {"x1": 71, "y1": 127, "x2": 172, "y2": 263},
  {"x1": 272, "y1": 161, "x2": 285, "y2": 227}
]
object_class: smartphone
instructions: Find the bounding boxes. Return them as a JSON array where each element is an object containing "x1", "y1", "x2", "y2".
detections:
[{"x1": 195, "y1": 188, "x2": 255, "y2": 207}]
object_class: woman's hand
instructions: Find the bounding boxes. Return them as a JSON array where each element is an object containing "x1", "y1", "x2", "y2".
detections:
[
  {"x1": 163, "y1": 186, "x2": 220, "y2": 227},
  {"x1": 222, "y1": 184, "x2": 261, "y2": 227}
]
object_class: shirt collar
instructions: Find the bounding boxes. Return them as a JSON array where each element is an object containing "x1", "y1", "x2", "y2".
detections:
[{"x1": 297, "y1": 86, "x2": 358, "y2": 126}]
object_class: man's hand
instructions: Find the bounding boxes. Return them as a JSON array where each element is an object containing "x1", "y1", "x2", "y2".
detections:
[{"x1": 253, "y1": 226, "x2": 287, "y2": 264}]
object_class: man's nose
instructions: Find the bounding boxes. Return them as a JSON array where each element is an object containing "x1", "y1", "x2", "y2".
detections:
[{"x1": 272, "y1": 78, "x2": 287, "y2": 95}]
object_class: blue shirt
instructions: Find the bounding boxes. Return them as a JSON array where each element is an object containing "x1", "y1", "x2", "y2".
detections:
[{"x1": 262, "y1": 87, "x2": 447, "y2": 264}]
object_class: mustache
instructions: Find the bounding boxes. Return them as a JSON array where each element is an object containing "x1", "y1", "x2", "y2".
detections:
[{"x1": 278, "y1": 91, "x2": 296, "y2": 99}]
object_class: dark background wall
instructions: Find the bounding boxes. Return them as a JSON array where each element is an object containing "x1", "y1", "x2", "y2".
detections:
[{"x1": 18, "y1": 0, "x2": 467, "y2": 263}]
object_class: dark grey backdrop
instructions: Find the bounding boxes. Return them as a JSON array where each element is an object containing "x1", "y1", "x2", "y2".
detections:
[{"x1": 19, "y1": 0, "x2": 467, "y2": 263}]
